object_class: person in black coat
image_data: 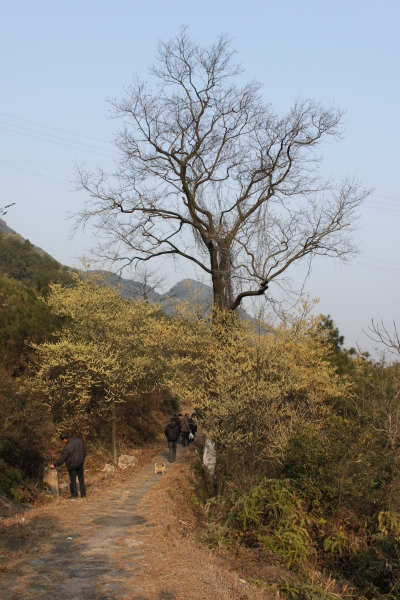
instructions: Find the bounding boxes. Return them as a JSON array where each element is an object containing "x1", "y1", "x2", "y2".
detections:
[
  {"x1": 189, "y1": 414, "x2": 198, "y2": 443},
  {"x1": 164, "y1": 418, "x2": 180, "y2": 463},
  {"x1": 49, "y1": 432, "x2": 87, "y2": 499},
  {"x1": 175, "y1": 413, "x2": 182, "y2": 444}
]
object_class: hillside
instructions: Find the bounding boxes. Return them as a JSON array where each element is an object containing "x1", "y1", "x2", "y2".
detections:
[
  {"x1": 0, "y1": 220, "x2": 251, "y2": 318},
  {"x1": 0, "y1": 219, "x2": 55, "y2": 259},
  {"x1": 0, "y1": 225, "x2": 73, "y2": 293},
  {"x1": 0, "y1": 227, "x2": 74, "y2": 367}
]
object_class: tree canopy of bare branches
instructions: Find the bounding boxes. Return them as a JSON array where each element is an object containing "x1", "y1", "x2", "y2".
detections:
[
  {"x1": 76, "y1": 28, "x2": 370, "y2": 312},
  {"x1": 367, "y1": 320, "x2": 400, "y2": 357}
]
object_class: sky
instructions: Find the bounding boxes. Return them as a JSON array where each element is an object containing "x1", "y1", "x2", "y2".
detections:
[{"x1": 1, "y1": 0, "x2": 399, "y2": 354}]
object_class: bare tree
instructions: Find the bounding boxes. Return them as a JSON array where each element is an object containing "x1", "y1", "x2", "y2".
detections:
[
  {"x1": 367, "y1": 320, "x2": 400, "y2": 357},
  {"x1": 76, "y1": 28, "x2": 370, "y2": 312},
  {"x1": 126, "y1": 263, "x2": 167, "y2": 302}
]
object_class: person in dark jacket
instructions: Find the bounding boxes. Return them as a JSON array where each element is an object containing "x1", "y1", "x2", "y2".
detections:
[
  {"x1": 180, "y1": 413, "x2": 191, "y2": 447},
  {"x1": 175, "y1": 414, "x2": 182, "y2": 444},
  {"x1": 164, "y1": 418, "x2": 179, "y2": 463},
  {"x1": 189, "y1": 414, "x2": 198, "y2": 443},
  {"x1": 49, "y1": 433, "x2": 87, "y2": 499}
]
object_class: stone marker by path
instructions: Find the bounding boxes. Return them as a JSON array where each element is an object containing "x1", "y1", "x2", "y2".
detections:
[
  {"x1": 43, "y1": 466, "x2": 59, "y2": 496},
  {"x1": 203, "y1": 437, "x2": 216, "y2": 475},
  {"x1": 118, "y1": 454, "x2": 136, "y2": 469},
  {"x1": 102, "y1": 463, "x2": 116, "y2": 472}
]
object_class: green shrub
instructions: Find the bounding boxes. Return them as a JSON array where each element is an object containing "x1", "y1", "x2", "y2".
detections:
[
  {"x1": 221, "y1": 479, "x2": 316, "y2": 567},
  {"x1": 0, "y1": 370, "x2": 52, "y2": 479},
  {"x1": 283, "y1": 416, "x2": 397, "y2": 516},
  {"x1": 0, "y1": 459, "x2": 23, "y2": 497},
  {"x1": 347, "y1": 537, "x2": 400, "y2": 599}
]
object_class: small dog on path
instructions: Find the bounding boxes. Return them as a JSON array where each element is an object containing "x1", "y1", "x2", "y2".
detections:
[{"x1": 154, "y1": 463, "x2": 165, "y2": 475}]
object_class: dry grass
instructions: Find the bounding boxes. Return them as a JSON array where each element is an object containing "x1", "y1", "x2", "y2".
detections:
[{"x1": 135, "y1": 447, "x2": 274, "y2": 600}]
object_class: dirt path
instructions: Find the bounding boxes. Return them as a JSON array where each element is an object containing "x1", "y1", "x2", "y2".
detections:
[
  {"x1": 2, "y1": 448, "x2": 173, "y2": 600},
  {"x1": 1, "y1": 444, "x2": 266, "y2": 600}
]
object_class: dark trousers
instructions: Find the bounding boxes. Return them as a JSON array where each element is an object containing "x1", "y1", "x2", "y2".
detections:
[
  {"x1": 68, "y1": 464, "x2": 86, "y2": 497},
  {"x1": 168, "y1": 441, "x2": 177, "y2": 463},
  {"x1": 181, "y1": 432, "x2": 190, "y2": 447}
]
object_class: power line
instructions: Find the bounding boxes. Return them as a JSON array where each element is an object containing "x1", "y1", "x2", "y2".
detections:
[
  {"x1": 0, "y1": 149, "x2": 68, "y2": 177},
  {"x1": 365, "y1": 199, "x2": 400, "y2": 208},
  {"x1": 0, "y1": 158, "x2": 70, "y2": 188},
  {"x1": 363, "y1": 204, "x2": 400, "y2": 214},
  {"x1": 0, "y1": 111, "x2": 113, "y2": 144},
  {"x1": 318, "y1": 255, "x2": 400, "y2": 276},
  {"x1": 361, "y1": 256, "x2": 400, "y2": 267},
  {"x1": 371, "y1": 194, "x2": 400, "y2": 202},
  {"x1": 0, "y1": 126, "x2": 117, "y2": 159},
  {"x1": 0, "y1": 120, "x2": 117, "y2": 153},
  {"x1": 352, "y1": 261, "x2": 400, "y2": 275}
]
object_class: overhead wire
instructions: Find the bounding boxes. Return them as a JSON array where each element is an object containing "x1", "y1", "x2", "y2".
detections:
[
  {"x1": 0, "y1": 158, "x2": 70, "y2": 189},
  {"x1": 0, "y1": 120, "x2": 117, "y2": 153},
  {"x1": 0, "y1": 149, "x2": 69, "y2": 177},
  {"x1": 351, "y1": 262, "x2": 400, "y2": 275},
  {"x1": 317, "y1": 256, "x2": 400, "y2": 276},
  {"x1": 370, "y1": 194, "x2": 400, "y2": 202},
  {"x1": 363, "y1": 204, "x2": 400, "y2": 214},
  {"x1": 365, "y1": 199, "x2": 400, "y2": 208},
  {"x1": 361, "y1": 257, "x2": 400, "y2": 267},
  {"x1": 0, "y1": 111, "x2": 113, "y2": 144},
  {"x1": 0, "y1": 126, "x2": 117, "y2": 159}
]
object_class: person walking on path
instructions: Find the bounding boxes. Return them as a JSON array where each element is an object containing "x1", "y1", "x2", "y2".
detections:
[
  {"x1": 180, "y1": 413, "x2": 191, "y2": 447},
  {"x1": 175, "y1": 414, "x2": 182, "y2": 444},
  {"x1": 49, "y1": 433, "x2": 87, "y2": 499},
  {"x1": 164, "y1": 418, "x2": 180, "y2": 463},
  {"x1": 189, "y1": 414, "x2": 198, "y2": 444}
]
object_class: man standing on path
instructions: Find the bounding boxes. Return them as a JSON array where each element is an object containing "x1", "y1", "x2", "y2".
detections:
[
  {"x1": 164, "y1": 418, "x2": 179, "y2": 463},
  {"x1": 49, "y1": 433, "x2": 87, "y2": 499}
]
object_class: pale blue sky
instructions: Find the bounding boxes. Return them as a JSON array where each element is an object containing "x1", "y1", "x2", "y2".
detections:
[{"x1": 1, "y1": 0, "x2": 399, "y2": 353}]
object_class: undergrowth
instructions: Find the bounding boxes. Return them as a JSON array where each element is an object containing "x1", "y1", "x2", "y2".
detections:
[{"x1": 186, "y1": 452, "x2": 400, "y2": 600}]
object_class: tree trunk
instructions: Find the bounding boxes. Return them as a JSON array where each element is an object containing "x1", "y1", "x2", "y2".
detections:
[
  {"x1": 210, "y1": 245, "x2": 230, "y2": 312},
  {"x1": 211, "y1": 272, "x2": 224, "y2": 312},
  {"x1": 112, "y1": 399, "x2": 117, "y2": 464}
]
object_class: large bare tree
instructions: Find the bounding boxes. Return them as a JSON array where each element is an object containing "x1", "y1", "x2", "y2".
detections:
[{"x1": 76, "y1": 29, "x2": 370, "y2": 312}]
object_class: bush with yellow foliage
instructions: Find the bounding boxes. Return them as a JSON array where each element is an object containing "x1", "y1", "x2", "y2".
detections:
[
  {"x1": 33, "y1": 273, "x2": 175, "y2": 461},
  {"x1": 168, "y1": 301, "x2": 346, "y2": 486}
]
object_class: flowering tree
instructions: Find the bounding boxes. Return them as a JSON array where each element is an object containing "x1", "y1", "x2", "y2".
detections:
[{"x1": 33, "y1": 274, "x2": 169, "y2": 462}]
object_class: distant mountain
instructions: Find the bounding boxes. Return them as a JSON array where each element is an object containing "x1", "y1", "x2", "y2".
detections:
[
  {"x1": 89, "y1": 270, "x2": 163, "y2": 303},
  {"x1": 92, "y1": 272, "x2": 210, "y2": 311},
  {"x1": 95, "y1": 271, "x2": 253, "y2": 319},
  {"x1": 0, "y1": 220, "x2": 252, "y2": 318},
  {"x1": 160, "y1": 278, "x2": 213, "y2": 316}
]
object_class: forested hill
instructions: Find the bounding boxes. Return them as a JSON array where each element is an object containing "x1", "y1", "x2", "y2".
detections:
[
  {"x1": 0, "y1": 229, "x2": 73, "y2": 293},
  {"x1": 0, "y1": 218, "x2": 55, "y2": 259},
  {"x1": 0, "y1": 229, "x2": 74, "y2": 368}
]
